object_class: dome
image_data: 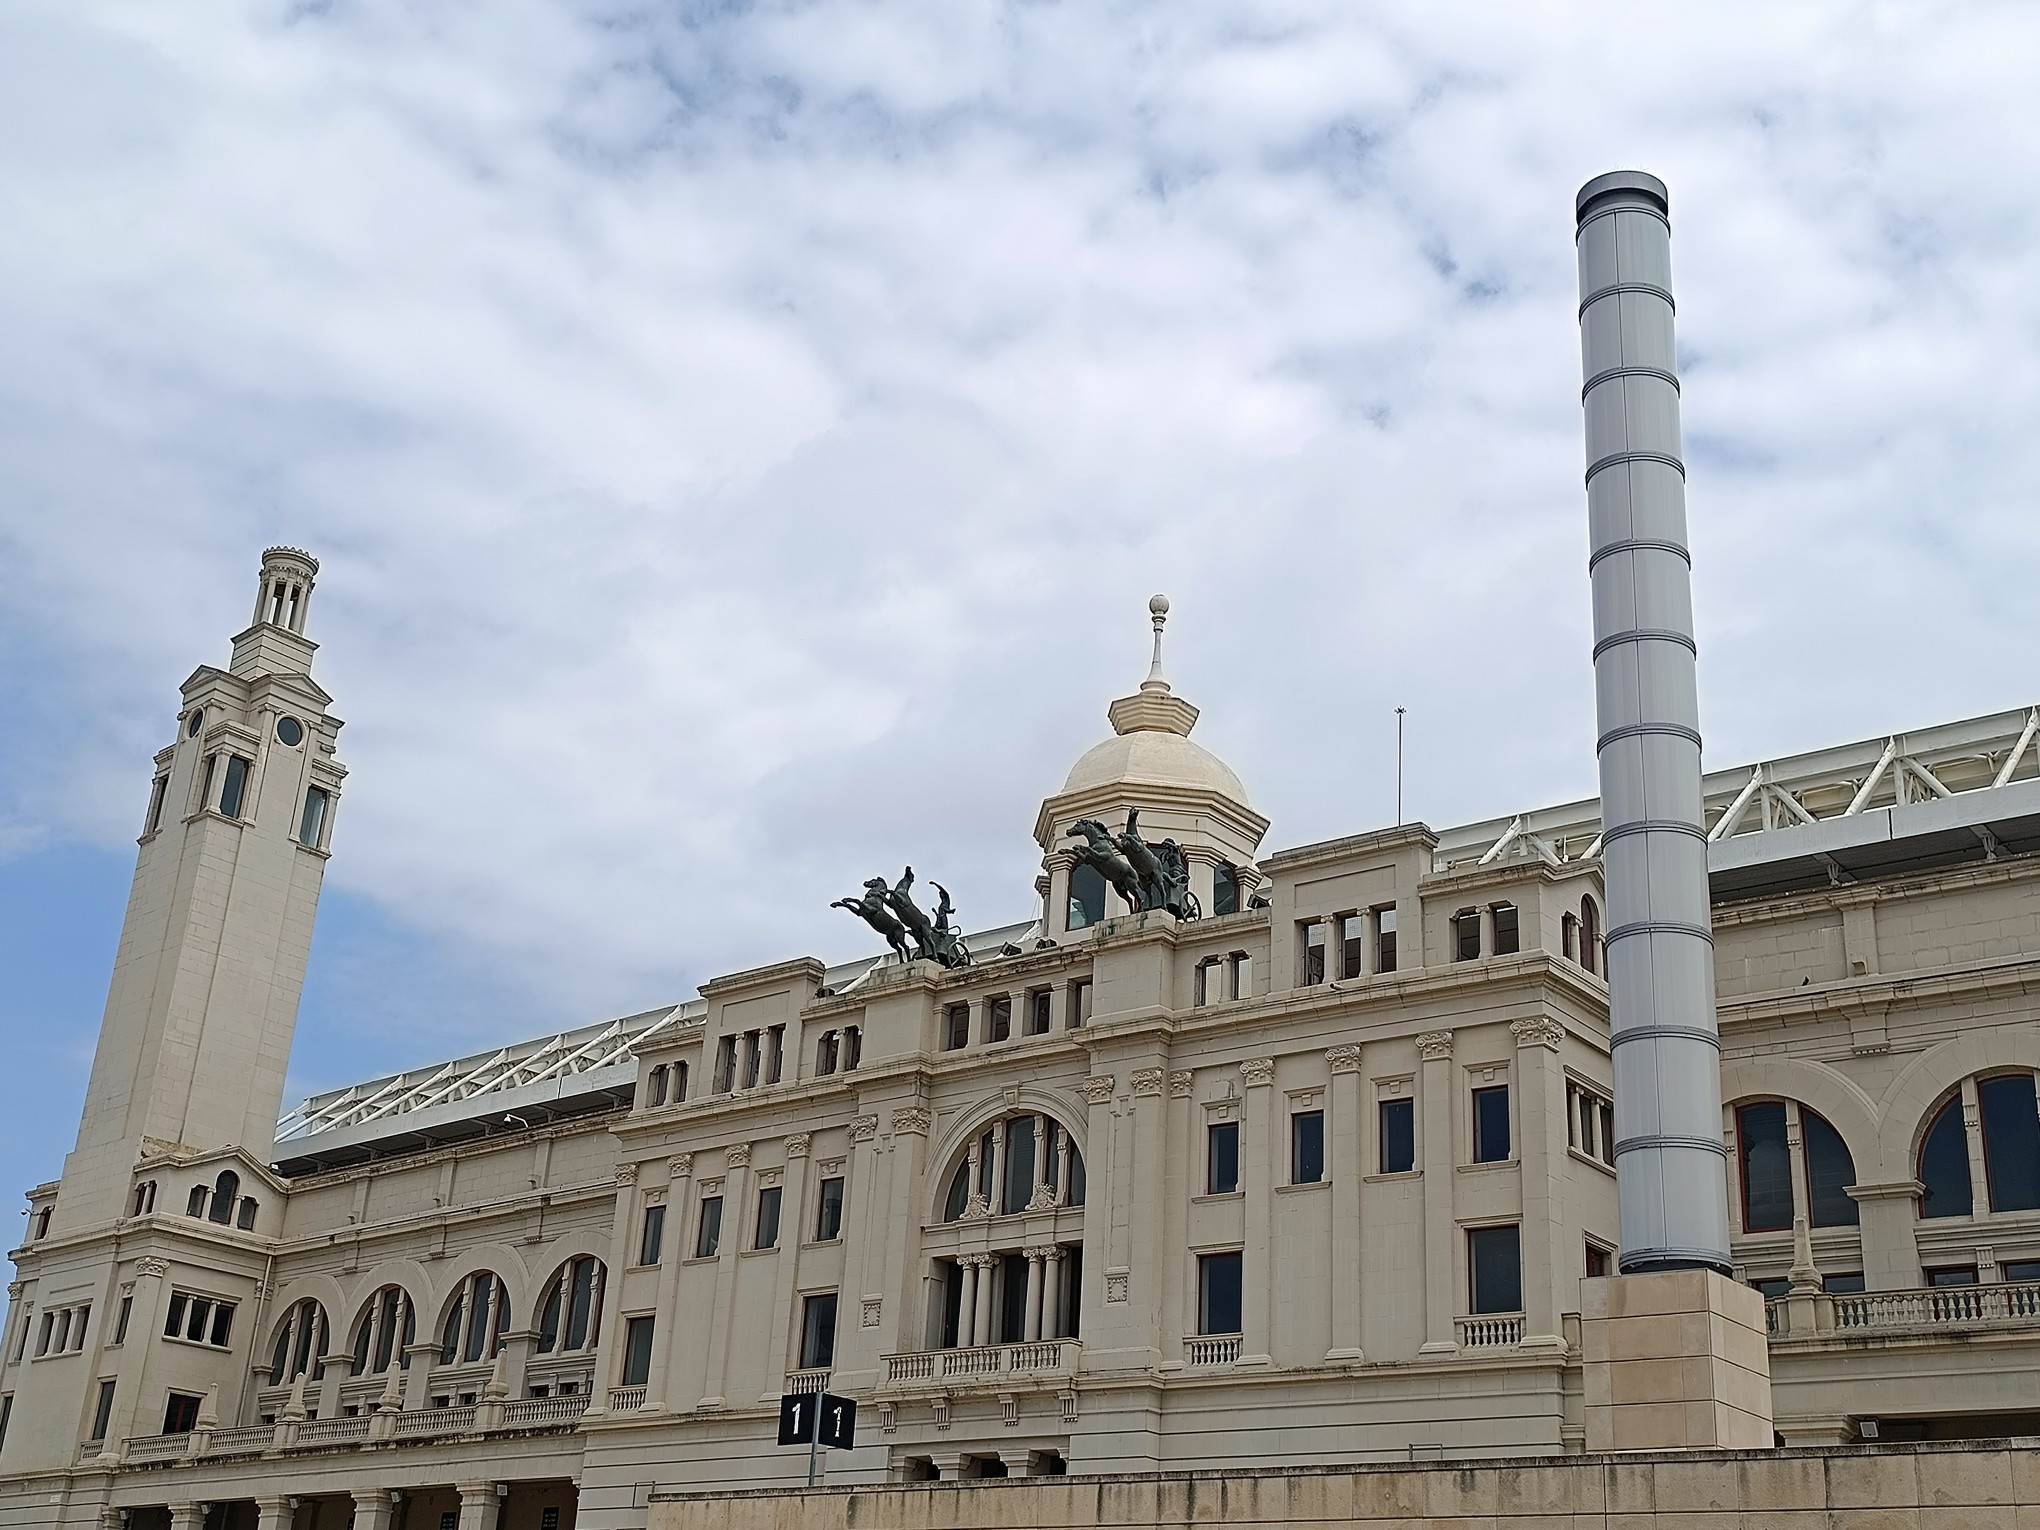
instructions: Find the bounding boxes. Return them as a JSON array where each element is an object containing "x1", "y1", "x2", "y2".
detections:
[{"x1": 1061, "y1": 729, "x2": 1251, "y2": 803}]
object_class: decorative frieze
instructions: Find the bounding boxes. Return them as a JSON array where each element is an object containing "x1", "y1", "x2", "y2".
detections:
[
  {"x1": 1326, "y1": 1044, "x2": 1365, "y2": 1074},
  {"x1": 1416, "y1": 1030, "x2": 1455, "y2": 1061},
  {"x1": 786, "y1": 1132, "x2": 813, "y2": 1159},
  {"x1": 1131, "y1": 1068, "x2": 1165, "y2": 1097},
  {"x1": 1239, "y1": 1058, "x2": 1276, "y2": 1088},
  {"x1": 1080, "y1": 1075, "x2": 1116, "y2": 1104}
]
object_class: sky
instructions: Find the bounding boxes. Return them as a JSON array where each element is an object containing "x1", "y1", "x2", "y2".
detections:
[{"x1": 6, "y1": 0, "x2": 2040, "y2": 1221}]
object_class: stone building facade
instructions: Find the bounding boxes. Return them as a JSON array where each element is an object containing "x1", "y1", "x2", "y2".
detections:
[{"x1": 5, "y1": 546, "x2": 2040, "y2": 1530}]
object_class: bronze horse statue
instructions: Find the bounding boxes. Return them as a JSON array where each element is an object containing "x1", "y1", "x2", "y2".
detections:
[
  {"x1": 831, "y1": 878, "x2": 913, "y2": 963},
  {"x1": 1066, "y1": 818, "x2": 1143, "y2": 910}
]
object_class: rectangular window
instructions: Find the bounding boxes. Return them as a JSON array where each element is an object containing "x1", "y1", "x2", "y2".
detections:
[
  {"x1": 1227, "y1": 954, "x2": 1251, "y2": 1001},
  {"x1": 163, "y1": 1392, "x2": 202, "y2": 1435},
  {"x1": 209, "y1": 1303, "x2": 232, "y2": 1348},
  {"x1": 1300, "y1": 921, "x2": 1326, "y2": 985},
  {"x1": 36, "y1": 1313, "x2": 54, "y2": 1357},
  {"x1": 1468, "y1": 1225, "x2": 1523, "y2": 1315},
  {"x1": 755, "y1": 1186, "x2": 783, "y2": 1250},
  {"x1": 1823, "y1": 1272, "x2": 1866, "y2": 1294},
  {"x1": 815, "y1": 1177, "x2": 845, "y2": 1242},
  {"x1": 741, "y1": 1030, "x2": 762, "y2": 1089},
  {"x1": 114, "y1": 1296, "x2": 132, "y2": 1346},
  {"x1": 987, "y1": 994, "x2": 1012, "y2": 1043},
  {"x1": 1198, "y1": 1252, "x2": 1244, "y2": 1335},
  {"x1": 1379, "y1": 1098, "x2": 1416, "y2": 1174},
  {"x1": 800, "y1": 1293, "x2": 839, "y2": 1369},
  {"x1": 1585, "y1": 1243, "x2": 1612, "y2": 1279},
  {"x1": 197, "y1": 755, "x2": 216, "y2": 817},
  {"x1": 766, "y1": 1025, "x2": 785, "y2": 1085},
  {"x1": 695, "y1": 1196, "x2": 723, "y2": 1259},
  {"x1": 0, "y1": 1394, "x2": 11, "y2": 1451},
  {"x1": 298, "y1": 786, "x2": 329, "y2": 848},
  {"x1": 2004, "y1": 1260, "x2": 2040, "y2": 1284},
  {"x1": 1291, "y1": 1110, "x2": 1325, "y2": 1185},
  {"x1": 620, "y1": 1316, "x2": 655, "y2": 1387},
  {"x1": 1491, "y1": 902, "x2": 1519, "y2": 955},
  {"x1": 146, "y1": 777, "x2": 169, "y2": 835},
  {"x1": 1926, "y1": 1265, "x2": 1980, "y2": 1287},
  {"x1": 1207, "y1": 1121, "x2": 1240, "y2": 1195},
  {"x1": 1193, "y1": 959, "x2": 1211, "y2": 1006},
  {"x1": 219, "y1": 755, "x2": 251, "y2": 819},
  {"x1": 639, "y1": 1205, "x2": 665, "y2": 1266},
  {"x1": 90, "y1": 1380, "x2": 117, "y2": 1441},
  {"x1": 944, "y1": 1003, "x2": 971, "y2": 1050},
  {"x1": 1472, "y1": 1086, "x2": 1511, "y2": 1163},
  {"x1": 1339, "y1": 915, "x2": 1365, "y2": 980},
  {"x1": 1069, "y1": 980, "x2": 1093, "y2": 1028},
  {"x1": 1027, "y1": 990, "x2": 1052, "y2": 1035},
  {"x1": 161, "y1": 1295, "x2": 187, "y2": 1340},
  {"x1": 712, "y1": 1037, "x2": 736, "y2": 1093},
  {"x1": 1454, "y1": 909, "x2": 1481, "y2": 962},
  {"x1": 1375, "y1": 907, "x2": 1398, "y2": 973}
]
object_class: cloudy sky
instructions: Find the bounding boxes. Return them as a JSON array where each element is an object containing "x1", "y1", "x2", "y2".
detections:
[{"x1": 5, "y1": 1, "x2": 2039, "y2": 1211}]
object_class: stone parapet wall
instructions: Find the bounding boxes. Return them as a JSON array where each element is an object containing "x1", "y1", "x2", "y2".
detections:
[{"x1": 649, "y1": 1440, "x2": 2040, "y2": 1529}]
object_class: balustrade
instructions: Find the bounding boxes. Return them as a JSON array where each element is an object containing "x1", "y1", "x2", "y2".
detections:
[
  {"x1": 1454, "y1": 1314, "x2": 1524, "y2": 1349},
  {"x1": 883, "y1": 1338, "x2": 1080, "y2": 1385},
  {"x1": 1183, "y1": 1335, "x2": 1241, "y2": 1367}
]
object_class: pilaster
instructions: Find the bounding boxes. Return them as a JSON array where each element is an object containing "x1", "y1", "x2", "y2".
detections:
[
  {"x1": 1239, "y1": 1058, "x2": 1275, "y2": 1367},
  {"x1": 645, "y1": 1153, "x2": 693, "y2": 1407},
  {"x1": 1417, "y1": 1030, "x2": 1458, "y2": 1354},
  {"x1": 1326, "y1": 1044, "x2": 1365, "y2": 1361},
  {"x1": 1510, "y1": 1016, "x2": 1568, "y2": 1351}
]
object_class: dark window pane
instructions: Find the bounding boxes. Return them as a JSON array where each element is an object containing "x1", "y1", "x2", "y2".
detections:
[
  {"x1": 566, "y1": 1259, "x2": 598, "y2": 1350},
  {"x1": 620, "y1": 1316, "x2": 655, "y2": 1386},
  {"x1": 1822, "y1": 1272, "x2": 1865, "y2": 1294},
  {"x1": 1492, "y1": 903, "x2": 1519, "y2": 955},
  {"x1": 91, "y1": 1380, "x2": 117, "y2": 1441},
  {"x1": 163, "y1": 1393, "x2": 201, "y2": 1435},
  {"x1": 1473, "y1": 1087, "x2": 1511, "y2": 1163},
  {"x1": 1455, "y1": 911, "x2": 1481, "y2": 962},
  {"x1": 1377, "y1": 908, "x2": 1398, "y2": 973},
  {"x1": 989, "y1": 995, "x2": 1012, "y2": 1041},
  {"x1": 816, "y1": 1177, "x2": 845, "y2": 1241},
  {"x1": 1468, "y1": 1225, "x2": 1522, "y2": 1314},
  {"x1": 1380, "y1": 1099, "x2": 1415, "y2": 1174},
  {"x1": 755, "y1": 1186, "x2": 782, "y2": 1250},
  {"x1": 942, "y1": 1162, "x2": 970, "y2": 1222},
  {"x1": 1198, "y1": 1252, "x2": 1243, "y2": 1335},
  {"x1": 1212, "y1": 865, "x2": 1238, "y2": 917},
  {"x1": 2002, "y1": 1260, "x2": 2040, "y2": 1283},
  {"x1": 1750, "y1": 1278, "x2": 1790, "y2": 1300},
  {"x1": 219, "y1": 755, "x2": 250, "y2": 818},
  {"x1": 999, "y1": 1252, "x2": 1030, "y2": 1343},
  {"x1": 1029, "y1": 991, "x2": 1052, "y2": 1034},
  {"x1": 640, "y1": 1205, "x2": 665, "y2": 1265},
  {"x1": 298, "y1": 787, "x2": 328, "y2": 847},
  {"x1": 1003, "y1": 1116, "x2": 1036, "y2": 1214},
  {"x1": 1737, "y1": 1103, "x2": 1792, "y2": 1233},
  {"x1": 1927, "y1": 1265, "x2": 1979, "y2": 1287},
  {"x1": 696, "y1": 1197, "x2": 723, "y2": 1258},
  {"x1": 1300, "y1": 923, "x2": 1326, "y2": 985},
  {"x1": 1291, "y1": 1111, "x2": 1324, "y2": 1185},
  {"x1": 801, "y1": 1294, "x2": 838, "y2": 1369},
  {"x1": 1918, "y1": 1096, "x2": 1973, "y2": 1219},
  {"x1": 1801, "y1": 1109, "x2": 1859, "y2": 1227},
  {"x1": 1208, "y1": 1122, "x2": 1240, "y2": 1195},
  {"x1": 1980, "y1": 1074, "x2": 2040, "y2": 1213},
  {"x1": 945, "y1": 1004, "x2": 970, "y2": 1050},
  {"x1": 1069, "y1": 864, "x2": 1107, "y2": 929},
  {"x1": 1340, "y1": 916, "x2": 1364, "y2": 980}
]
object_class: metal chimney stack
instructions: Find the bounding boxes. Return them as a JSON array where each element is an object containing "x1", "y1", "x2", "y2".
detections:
[{"x1": 1575, "y1": 171, "x2": 1731, "y2": 1274}]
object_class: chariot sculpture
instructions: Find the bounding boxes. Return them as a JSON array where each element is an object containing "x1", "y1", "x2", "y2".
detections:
[
  {"x1": 1066, "y1": 808, "x2": 1200, "y2": 921},
  {"x1": 832, "y1": 866, "x2": 975, "y2": 968}
]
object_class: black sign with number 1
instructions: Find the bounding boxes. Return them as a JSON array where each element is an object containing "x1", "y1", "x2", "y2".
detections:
[
  {"x1": 777, "y1": 1392, "x2": 857, "y2": 1451},
  {"x1": 818, "y1": 1393, "x2": 857, "y2": 1450},
  {"x1": 777, "y1": 1392, "x2": 816, "y2": 1445}
]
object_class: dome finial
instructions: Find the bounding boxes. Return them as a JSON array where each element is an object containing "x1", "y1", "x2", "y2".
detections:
[{"x1": 1143, "y1": 594, "x2": 1171, "y2": 694}]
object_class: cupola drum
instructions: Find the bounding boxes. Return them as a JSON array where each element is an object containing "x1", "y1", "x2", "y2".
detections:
[{"x1": 1575, "y1": 171, "x2": 1731, "y2": 1274}]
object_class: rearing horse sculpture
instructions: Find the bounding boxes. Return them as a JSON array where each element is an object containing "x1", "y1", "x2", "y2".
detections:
[{"x1": 1066, "y1": 818, "x2": 1143, "y2": 911}]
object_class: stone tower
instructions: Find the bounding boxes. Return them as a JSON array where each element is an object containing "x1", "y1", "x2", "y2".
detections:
[{"x1": 59, "y1": 546, "x2": 347, "y2": 1228}]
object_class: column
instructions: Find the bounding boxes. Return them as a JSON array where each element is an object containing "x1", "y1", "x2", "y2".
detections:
[
  {"x1": 646, "y1": 1154, "x2": 693, "y2": 1406},
  {"x1": 1326, "y1": 1044, "x2": 1366, "y2": 1361},
  {"x1": 972, "y1": 1255, "x2": 996, "y2": 1348},
  {"x1": 168, "y1": 1506, "x2": 205, "y2": 1530},
  {"x1": 402, "y1": 1340, "x2": 439, "y2": 1412},
  {"x1": 958, "y1": 1260, "x2": 981, "y2": 1347},
  {"x1": 582, "y1": 1160, "x2": 642, "y2": 1418},
  {"x1": 766, "y1": 1135, "x2": 814, "y2": 1388},
  {"x1": 1040, "y1": 1249, "x2": 1064, "y2": 1341},
  {"x1": 1511, "y1": 1016, "x2": 1568, "y2": 1350},
  {"x1": 880, "y1": 1107, "x2": 933, "y2": 1367},
  {"x1": 1046, "y1": 852, "x2": 1073, "y2": 936},
  {"x1": 1023, "y1": 1250, "x2": 1046, "y2": 1342},
  {"x1": 1239, "y1": 1058, "x2": 1276, "y2": 1367},
  {"x1": 1033, "y1": 1115, "x2": 1052, "y2": 1208},
  {"x1": 254, "y1": 1499, "x2": 294, "y2": 1530},
  {"x1": 1417, "y1": 1031, "x2": 1458, "y2": 1354},
  {"x1": 1851, "y1": 1183, "x2": 1925, "y2": 1291},
  {"x1": 1962, "y1": 1077, "x2": 1991, "y2": 1218},
  {"x1": 456, "y1": 1482, "x2": 503, "y2": 1530},
  {"x1": 1127, "y1": 1066, "x2": 1168, "y2": 1362},
  {"x1": 314, "y1": 1352, "x2": 345, "y2": 1419},
  {"x1": 1163, "y1": 1070, "x2": 1194, "y2": 1361},
  {"x1": 698, "y1": 1146, "x2": 749, "y2": 1408},
  {"x1": 351, "y1": 1492, "x2": 395, "y2": 1530}
]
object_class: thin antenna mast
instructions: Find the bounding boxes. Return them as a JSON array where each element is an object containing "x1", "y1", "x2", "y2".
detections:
[{"x1": 1395, "y1": 707, "x2": 1407, "y2": 824}]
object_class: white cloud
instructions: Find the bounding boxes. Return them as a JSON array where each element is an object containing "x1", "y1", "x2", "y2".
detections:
[{"x1": 6, "y1": 0, "x2": 2040, "y2": 1088}]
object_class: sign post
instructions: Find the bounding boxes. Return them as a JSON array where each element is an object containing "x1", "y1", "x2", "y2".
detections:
[{"x1": 777, "y1": 1391, "x2": 858, "y2": 1486}]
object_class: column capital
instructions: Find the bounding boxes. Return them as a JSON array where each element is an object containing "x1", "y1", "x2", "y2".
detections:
[
  {"x1": 1168, "y1": 1070, "x2": 1194, "y2": 1098},
  {"x1": 614, "y1": 1162, "x2": 640, "y2": 1187},
  {"x1": 849, "y1": 1114, "x2": 880, "y2": 1142},
  {"x1": 724, "y1": 1143, "x2": 752, "y2": 1170},
  {"x1": 667, "y1": 1151, "x2": 694, "y2": 1178},
  {"x1": 1415, "y1": 1030, "x2": 1454, "y2": 1061},
  {"x1": 891, "y1": 1106, "x2": 933, "y2": 1135},
  {"x1": 1130, "y1": 1068, "x2": 1164, "y2": 1098},
  {"x1": 1326, "y1": 1044, "x2": 1364, "y2": 1074},
  {"x1": 786, "y1": 1132, "x2": 813, "y2": 1159},
  {"x1": 1079, "y1": 1075, "x2": 1115, "y2": 1105},
  {"x1": 1509, "y1": 1016, "x2": 1565, "y2": 1052},
  {"x1": 1239, "y1": 1058, "x2": 1276, "y2": 1089}
]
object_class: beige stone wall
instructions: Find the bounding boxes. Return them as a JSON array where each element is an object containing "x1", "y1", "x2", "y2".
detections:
[{"x1": 648, "y1": 1441, "x2": 2040, "y2": 1529}]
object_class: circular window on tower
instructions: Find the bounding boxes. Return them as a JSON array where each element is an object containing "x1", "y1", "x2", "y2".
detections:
[
  {"x1": 276, "y1": 716, "x2": 305, "y2": 747},
  {"x1": 186, "y1": 710, "x2": 203, "y2": 737}
]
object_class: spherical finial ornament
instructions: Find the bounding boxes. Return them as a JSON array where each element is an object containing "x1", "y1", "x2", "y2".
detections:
[{"x1": 1149, "y1": 594, "x2": 1170, "y2": 618}]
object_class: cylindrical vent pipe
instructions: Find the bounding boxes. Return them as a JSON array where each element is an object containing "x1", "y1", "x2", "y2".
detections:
[{"x1": 1575, "y1": 170, "x2": 1731, "y2": 1275}]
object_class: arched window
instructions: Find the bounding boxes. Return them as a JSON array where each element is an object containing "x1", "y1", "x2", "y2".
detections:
[
  {"x1": 350, "y1": 1286, "x2": 417, "y2": 1375},
  {"x1": 208, "y1": 1170, "x2": 240, "y2": 1225},
  {"x1": 842, "y1": 1027, "x2": 862, "y2": 1071},
  {"x1": 1734, "y1": 1101, "x2": 1859, "y2": 1234},
  {"x1": 1979, "y1": 1073, "x2": 2040, "y2": 1213},
  {"x1": 1068, "y1": 864, "x2": 1107, "y2": 930},
  {"x1": 439, "y1": 1272, "x2": 509, "y2": 1365},
  {"x1": 647, "y1": 1066, "x2": 668, "y2": 1108},
  {"x1": 817, "y1": 1032, "x2": 840, "y2": 1078},
  {"x1": 269, "y1": 1299, "x2": 329, "y2": 1382},
  {"x1": 1213, "y1": 863, "x2": 1239, "y2": 917},
  {"x1": 1918, "y1": 1093, "x2": 1973, "y2": 1219},
  {"x1": 185, "y1": 1185, "x2": 208, "y2": 1218},
  {"x1": 939, "y1": 1112, "x2": 1086, "y2": 1221},
  {"x1": 1579, "y1": 896, "x2": 1600, "y2": 976},
  {"x1": 32, "y1": 1206, "x2": 52, "y2": 1239},
  {"x1": 535, "y1": 1256, "x2": 605, "y2": 1354}
]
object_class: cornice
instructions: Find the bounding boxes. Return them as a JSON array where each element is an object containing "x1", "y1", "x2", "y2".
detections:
[
  {"x1": 699, "y1": 956, "x2": 828, "y2": 999},
  {"x1": 1719, "y1": 951, "x2": 2040, "y2": 1033},
  {"x1": 1261, "y1": 822, "x2": 1440, "y2": 875}
]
